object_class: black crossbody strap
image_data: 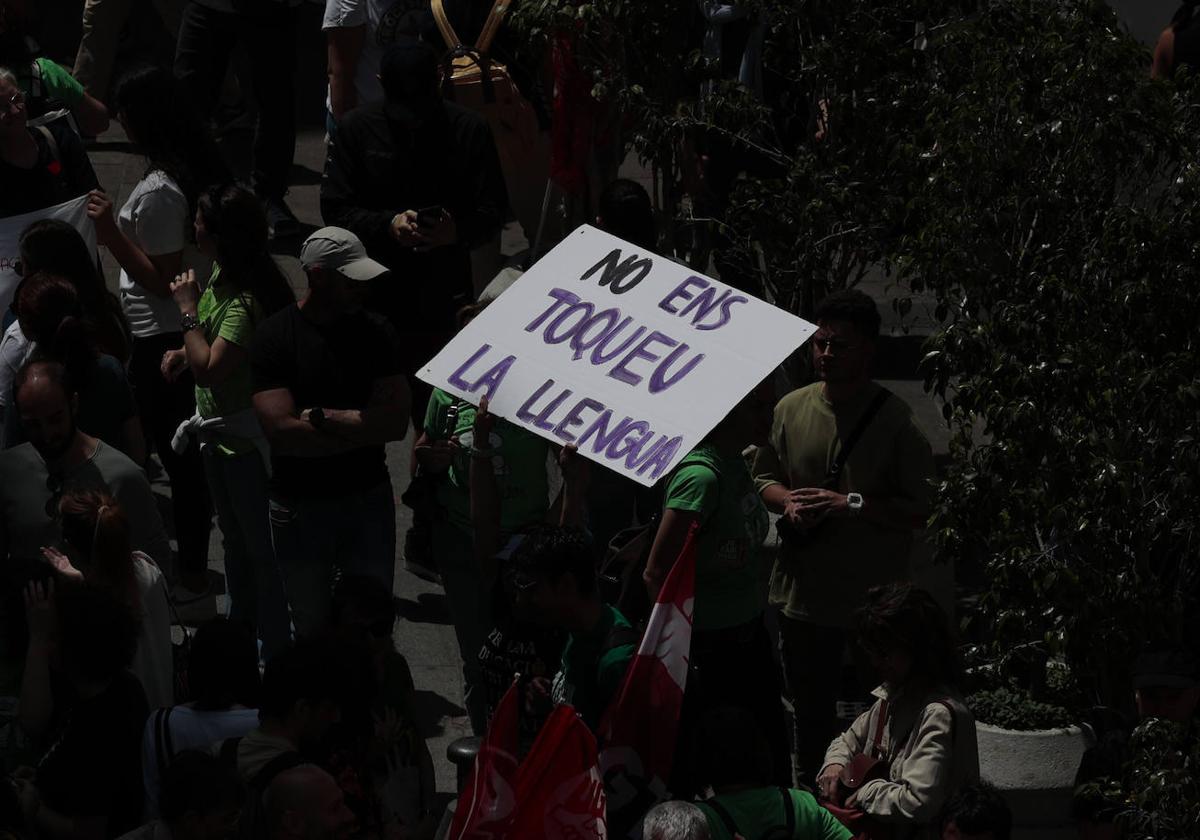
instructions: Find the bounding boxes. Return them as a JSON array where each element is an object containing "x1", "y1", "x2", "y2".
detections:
[
  {"x1": 704, "y1": 798, "x2": 741, "y2": 838},
  {"x1": 827, "y1": 389, "x2": 890, "y2": 480},
  {"x1": 779, "y1": 786, "x2": 795, "y2": 834}
]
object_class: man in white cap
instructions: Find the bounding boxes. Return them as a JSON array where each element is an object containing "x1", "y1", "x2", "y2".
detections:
[{"x1": 251, "y1": 227, "x2": 411, "y2": 636}]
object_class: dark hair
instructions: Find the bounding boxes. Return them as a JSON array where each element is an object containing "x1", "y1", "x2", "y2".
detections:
[
  {"x1": 18, "y1": 272, "x2": 98, "y2": 385},
  {"x1": 18, "y1": 219, "x2": 131, "y2": 360},
  {"x1": 855, "y1": 583, "x2": 960, "y2": 686},
  {"x1": 57, "y1": 490, "x2": 138, "y2": 609},
  {"x1": 188, "y1": 618, "x2": 263, "y2": 711},
  {"x1": 507, "y1": 525, "x2": 598, "y2": 596},
  {"x1": 939, "y1": 783, "x2": 1012, "y2": 840},
  {"x1": 813, "y1": 288, "x2": 882, "y2": 341},
  {"x1": 159, "y1": 750, "x2": 246, "y2": 823},
  {"x1": 113, "y1": 66, "x2": 227, "y2": 220},
  {"x1": 13, "y1": 358, "x2": 76, "y2": 406},
  {"x1": 697, "y1": 705, "x2": 774, "y2": 790},
  {"x1": 598, "y1": 179, "x2": 657, "y2": 251},
  {"x1": 196, "y1": 183, "x2": 295, "y2": 317},
  {"x1": 259, "y1": 639, "x2": 349, "y2": 721},
  {"x1": 1173, "y1": 1, "x2": 1200, "y2": 30},
  {"x1": 379, "y1": 37, "x2": 441, "y2": 111},
  {"x1": 331, "y1": 574, "x2": 398, "y2": 627},
  {"x1": 55, "y1": 581, "x2": 140, "y2": 682}
]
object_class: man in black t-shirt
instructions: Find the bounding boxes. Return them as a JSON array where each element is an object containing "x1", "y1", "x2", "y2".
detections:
[{"x1": 251, "y1": 227, "x2": 411, "y2": 637}]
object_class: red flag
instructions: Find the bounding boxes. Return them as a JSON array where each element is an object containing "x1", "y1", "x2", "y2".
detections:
[
  {"x1": 450, "y1": 682, "x2": 607, "y2": 840},
  {"x1": 448, "y1": 682, "x2": 520, "y2": 840},
  {"x1": 597, "y1": 524, "x2": 698, "y2": 837}
]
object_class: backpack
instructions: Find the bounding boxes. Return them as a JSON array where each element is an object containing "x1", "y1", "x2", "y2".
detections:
[
  {"x1": 218, "y1": 736, "x2": 306, "y2": 839},
  {"x1": 430, "y1": 0, "x2": 540, "y2": 173},
  {"x1": 705, "y1": 787, "x2": 796, "y2": 840},
  {"x1": 597, "y1": 456, "x2": 720, "y2": 627}
]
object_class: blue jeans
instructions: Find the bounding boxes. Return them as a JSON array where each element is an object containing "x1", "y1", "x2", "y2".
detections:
[
  {"x1": 203, "y1": 447, "x2": 291, "y2": 660},
  {"x1": 433, "y1": 518, "x2": 492, "y2": 735},
  {"x1": 269, "y1": 481, "x2": 396, "y2": 638}
]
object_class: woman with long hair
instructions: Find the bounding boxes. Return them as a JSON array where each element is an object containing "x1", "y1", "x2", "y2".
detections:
[
  {"x1": 816, "y1": 583, "x2": 980, "y2": 837},
  {"x1": 0, "y1": 219, "x2": 130, "y2": 423},
  {"x1": 4, "y1": 273, "x2": 144, "y2": 462},
  {"x1": 161, "y1": 183, "x2": 293, "y2": 660},
  {"x1": 84, "y1": 65, "x2": 227, "y2": 607},
  {"x1": 42, "y1": 490, "x2": 174, "y2": 711}
]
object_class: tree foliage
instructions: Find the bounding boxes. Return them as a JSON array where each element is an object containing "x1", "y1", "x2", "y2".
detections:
[{"x1": 513, "y1": 0, "x2": 1200, "y2": 722}]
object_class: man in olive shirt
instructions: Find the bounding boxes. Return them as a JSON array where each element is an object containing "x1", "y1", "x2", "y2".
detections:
[{"x1": 752, "y1": 289, "x2": 934, "y2": 784}]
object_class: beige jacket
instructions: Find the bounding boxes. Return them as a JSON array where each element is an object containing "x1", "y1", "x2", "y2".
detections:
[{"x1": 823, "y1": 684, "x2": 980, "y2": 836}]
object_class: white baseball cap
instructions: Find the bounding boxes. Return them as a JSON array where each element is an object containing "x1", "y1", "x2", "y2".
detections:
[{"x1": 299, "y1": 227, "x2": 389, "y2": 282}]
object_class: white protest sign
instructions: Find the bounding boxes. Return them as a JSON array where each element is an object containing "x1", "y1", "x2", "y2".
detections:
[
  {"x1": 418, "y1": 225, "x2": 817, "y2": 486},
  {"x1": 0, "y1": 195, "x2": 97, "y2": 317}
]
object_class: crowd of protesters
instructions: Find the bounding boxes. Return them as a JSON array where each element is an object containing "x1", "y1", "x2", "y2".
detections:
[{"x1": 0, "y1": 1, "x2": 1195, "y2": 839}]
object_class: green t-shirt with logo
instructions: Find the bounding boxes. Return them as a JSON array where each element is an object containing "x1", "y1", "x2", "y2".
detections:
[
  {"x1": 423, "y1": 388, "x2": 551, "y2": 533},
  {"x1": 698, "y1": 787, "x2": 853, "y2": 840},
  {"x1": 551, "y1": 603, "x2": 636, "y2": 731},
  {"x1": 664, "y1": 443, "x2": 770, "y2": 632},
  {"x1": 195, "y1": 266, "x2": 263, "y2": 455}
]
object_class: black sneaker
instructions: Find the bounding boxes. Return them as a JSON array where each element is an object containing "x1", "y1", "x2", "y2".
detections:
[{"x1": 264, "y1": 197, "x2": 301, "y2": 240}]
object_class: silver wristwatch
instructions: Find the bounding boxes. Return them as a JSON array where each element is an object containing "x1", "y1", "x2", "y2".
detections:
[
  {"x1": 180, "y1": 312, "x2": 203, "y2": 333},
  {"x1": 846, "y1": 492, "x2": 864, "y2": 514}
]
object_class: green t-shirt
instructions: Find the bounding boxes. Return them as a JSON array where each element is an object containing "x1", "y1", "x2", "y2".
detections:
[
  {"x1": 664, "y1": 444, "x2": 770, "y2": 632},
  {"x1": 751, "y1": 382, "x2": 934, "y2": 628},
  {"x1": 195, "y1": 266, "x2": 263, "y2": 455},
  {"x1": 551, "y1": 604, "x2": 636, "y2": 731},
  {"x1": 423, "y1": 388, "x2": 551, "y2": 533},
  {"x1": 32, "y1": 58, "x2": 85, "y2": 107},
  {"x1": 698, "y1": 787, "x2": 853, "y2": 840}
]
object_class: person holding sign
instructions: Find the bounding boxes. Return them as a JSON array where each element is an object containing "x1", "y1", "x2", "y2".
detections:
[
  {"x1": 643, "y1": 381, "x2": 790, "y2": 797},
  {"x1": 0, "y1": 67, "x2": 98, "y2": 218},
  {"x1": 752, "y1": 289, "x2": 935, "y2": 786}
]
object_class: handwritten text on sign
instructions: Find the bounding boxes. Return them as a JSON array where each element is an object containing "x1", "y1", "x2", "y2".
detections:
[{"x1": 418, "y1": 226, "x2": 816, "y2": 486}]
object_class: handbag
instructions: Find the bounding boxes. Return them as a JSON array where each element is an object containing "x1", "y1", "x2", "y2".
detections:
[
  {"x1": 777, "y1": 389, "x2": 890, "y2": 548},
  {"x1": 820, "y1": 699, "x2": 893, "y2": 840}
]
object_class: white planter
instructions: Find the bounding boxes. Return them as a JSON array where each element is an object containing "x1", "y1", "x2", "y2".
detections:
[{"x1": 976, "y1": 721, "x2": 1094, "y2": 840}]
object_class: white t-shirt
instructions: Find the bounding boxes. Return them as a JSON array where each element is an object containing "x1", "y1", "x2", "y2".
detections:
[
  {"x1": 132, "y1": 552, "x2": 175, "y2": 713},
  {"x1": 322, "y1": 0, "x2": 433, "y2": 114},
  {"x1": 0, "y1": 322, "x2": 33, "y2": 409},
  {"x1": 140, "y1": 705, "x2": 260, "y2": 818},
  {"x1": 117, "y1": 171, "x2": 209, "y2": 338}
]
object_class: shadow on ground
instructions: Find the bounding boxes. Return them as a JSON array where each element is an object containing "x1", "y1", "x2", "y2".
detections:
[
  {"x1": 412, "y1": 689, "x2": 468, "y2": 739},
  {"x1": 396, "y1": 593, "x2": 452, "y2": 626}
]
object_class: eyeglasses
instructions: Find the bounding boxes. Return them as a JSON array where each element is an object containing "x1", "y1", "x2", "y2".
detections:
[
  {"x1": 2, "y1": 91, "x2": 25, "y2": 116},
  {"x1": 813, "y1": 336, "x2": 861, "y2": 354}
]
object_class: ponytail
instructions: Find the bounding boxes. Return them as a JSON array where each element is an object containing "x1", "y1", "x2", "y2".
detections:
[
  {"x1": 58, "y1": 490, "x2": 139, "y2": 611},
  {"x1": 17, "y1": 273, "x2": 99, "y2": 381},
  {"x1": 50, "y1": 314, "x2": 95, "y2": 386}
]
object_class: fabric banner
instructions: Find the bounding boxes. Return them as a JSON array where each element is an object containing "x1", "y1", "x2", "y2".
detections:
[
  {"x1": 0, "y1": 195, "x2": 96, "y2": 318},
  {"x1": 449, "y1": 681, "x2": 607, "y2": 840},
  {"x1": 418, "y1": 225, "x2": 816, "y2": 486},
  {"x1": 597, "y1": 523, "x2": 699, "y2": 838}
]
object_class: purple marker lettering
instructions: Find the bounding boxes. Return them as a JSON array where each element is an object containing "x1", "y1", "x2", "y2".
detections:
[
  {"x1": 589, "y1": 318, "x2": 646, "y2": 366},
  {"x1": 679, "y1": 285, "x2": 719, "y2": 325},
  {"x1": 516, "y1": 379, "x2": 555, "y2": 424},
  {"x1": 608, "y1": 331, "x2": 678, "y2": 388},
  {"x1": 697, "y1": 292, "x2": 749, "y2": 331},
  {"x1": 578, "y1": 411, "x2": 628, "y2": 454},
  {"x1": 552, "y1": 397, "x2": 605, "y2": 443},
  {"x1": 638, "y1": 435, "x2": 684, "y2": 478},
  {"x1": 568, "y1": 308, "x2": 622, "y2": 361},
  {"x1": 648, "y1": 344, "x2": 705, "y2": 393},
  {"x1": 606, "y1": 421, "x2": 652, "y2": 460},
  {"x1": 532, "y1": 386, "x2": 573, "y2": 431},
  {"x1": 625, "y1": 432, "x2": 669, "y2": 470},
  {"x1": 474, "y1": 354, "x2": 517, "y2": 399},
  {"x1": 545, "y1": 301, "x2": 594, "y2": 344},
  {"x1": 658, "y1": 276, "x2": 708, "y2": 314},
  {"x1": 525, "y1": 288, "x2": 581, "y2": 333},
  {"x1": 447, "y1": 344, "x2": 493, "y2": 391}
]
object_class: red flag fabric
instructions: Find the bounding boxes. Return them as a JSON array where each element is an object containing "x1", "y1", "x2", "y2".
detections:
[
  {"x1": 450, "y1": 682, "x2": 607, "y2": 840},
  {"x1": 597, "y1": 523, "x2": 699, "y2": 837},
  {"x1": 447, "y1": 681, "x2": 520, "y2": 840}
]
